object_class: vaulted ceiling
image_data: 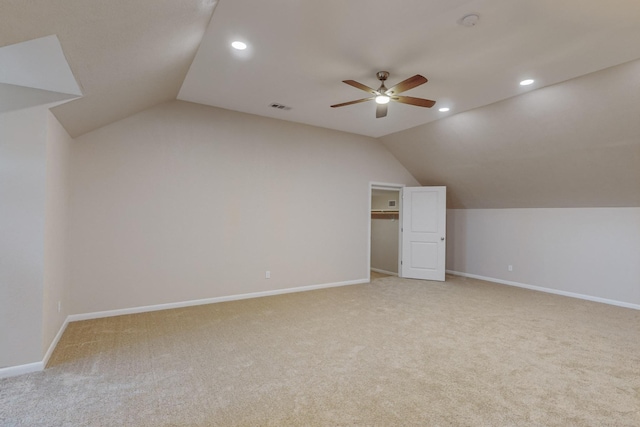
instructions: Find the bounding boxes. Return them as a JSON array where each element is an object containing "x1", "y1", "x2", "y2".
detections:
[
  {"x1": 1, "y1": 0, "x2": 217, "y2": 136},
  {"x1": 380, "y1": 59, "x2": 640, "y2": 208},
  {"x1": 2, "y1": 0, "x2": 639, "y2": 208},
  {"x1": 179, "y1": 0, "x2": 640, "y2": 138}
]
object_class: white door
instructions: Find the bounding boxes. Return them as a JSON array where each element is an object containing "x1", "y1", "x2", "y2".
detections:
[{"x1": 401, "y1": 186, "x2": 446, "y2": 281}]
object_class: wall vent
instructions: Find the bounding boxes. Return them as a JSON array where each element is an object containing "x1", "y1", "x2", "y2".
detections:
[{"x1": 269, "y1": 102, "x2": 292, "y2": 111}]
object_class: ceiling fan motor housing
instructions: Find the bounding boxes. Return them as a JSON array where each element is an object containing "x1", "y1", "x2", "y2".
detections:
[{"x1": 377, "y1": 71, "x2": 390, "y2": 81}]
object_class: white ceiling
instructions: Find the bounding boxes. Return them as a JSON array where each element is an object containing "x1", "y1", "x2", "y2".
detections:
[
  {"x1": 0, "y1": 35, "x2": 81, "y2": 113},
  {"x1": 3, "y1": 0, "x2": 640, "y2": 138},
  {"x1": 0, "y1": 35, "x2": 81, "y2": 96},
  {"x1": 179, "y1": 0, "x2": 640, "y2": 138},
  {"x1": 1, "y1": 0, "x2": 217, "y2": 137}
]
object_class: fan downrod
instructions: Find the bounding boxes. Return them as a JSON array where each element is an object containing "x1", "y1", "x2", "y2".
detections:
[{"x1": 376, "y1": 71, "x2": 390, "y2": 93}]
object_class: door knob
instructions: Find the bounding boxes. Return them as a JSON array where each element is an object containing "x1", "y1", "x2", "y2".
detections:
[{"x1": 441, "y1": 237, "x2": 445, "y2": 241}]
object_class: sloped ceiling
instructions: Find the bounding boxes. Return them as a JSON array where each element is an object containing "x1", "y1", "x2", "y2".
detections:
[
  {"x1": 380, "y1": 59, "x2": 640, "y2": 208},
  {"x1": 3, "y1": 0, "x2": 640, "y2": 139},
  {"x1": 0, "y1": 0, "x2": 217, "y2": 137},
  {"x1": 2, "y1": 0, "x2": 639, "y2": 208},
  {"x1": 0, "y1": 35, "x2": 81, "y2": 113},
  {"x1": 179, "y1": 0, "x2": 640, "y2": 138}
]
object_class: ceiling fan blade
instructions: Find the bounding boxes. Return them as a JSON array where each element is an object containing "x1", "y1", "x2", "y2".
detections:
[
  {"x1": 331, "y1": 97, "x2": 374, "y2": 108},
  {"x1": 386, "y1": 75, "x2": 428, "y2": 95},
  {"x1": 343, "y1": 80, "x2": 378, "y2": 95},
  {"x1": 376, "y1": 103, "x2": 388, "y2": 118},
  {"x1": 392, "y1": 96, "x2": 436, "y2": 108}
]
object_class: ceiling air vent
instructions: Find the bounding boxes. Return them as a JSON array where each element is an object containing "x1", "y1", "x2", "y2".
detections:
[{"x1": 269, "y1": 102, "x2": 292, "y2": 111}]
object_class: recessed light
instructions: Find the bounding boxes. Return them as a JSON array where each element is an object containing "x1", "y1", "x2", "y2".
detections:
[
  {"x1": 375, "y1": 95, "x2": 390, "y2": 105},
  {"x1": 439, "y1": 107, "x2": 450, "y2": 112},
  {"x1": 231, "y1": 41, "x2": 247, "y2": 50},
  {"x1": 520, "y1": 79, "x2": 534, "y2": 86}
]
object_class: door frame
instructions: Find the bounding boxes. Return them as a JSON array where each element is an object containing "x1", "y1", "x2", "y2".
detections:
[{"x1": 368, "y1": 182, "x2": 405, "y2": 281}]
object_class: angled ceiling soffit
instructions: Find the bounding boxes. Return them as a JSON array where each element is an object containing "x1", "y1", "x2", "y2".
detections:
[{"x1": 0, "y1": 35, "x2": 82, "y2": 114}]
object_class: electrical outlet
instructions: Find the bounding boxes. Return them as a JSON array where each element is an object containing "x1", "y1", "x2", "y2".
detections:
[
  {"x1": 508, "y1": 265, "x2": 513, "y2": 272},
  {"x1": 265, "y1": 270, "x2": 271, "y2": 279}
]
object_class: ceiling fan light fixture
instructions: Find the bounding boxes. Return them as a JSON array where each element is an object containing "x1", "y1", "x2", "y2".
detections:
[{"x1": 331, "y1": 72, "x2": 435, "y2": 118}]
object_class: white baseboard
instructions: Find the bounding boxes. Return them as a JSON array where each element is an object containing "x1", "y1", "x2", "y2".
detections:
[
  {"x1": 2, "y1": 278, "x2": 369, "y2": 379},
  {"x1": 68, "y1": 278, "x2": 369, "y2": 322},
  {"x1": 0, "y1": 361, "x2": 44, "y2": 379},
  {"x1": 446, "y1": 270, "x2": 640, "y2": 311},
  {"x1": 371, "y1": 268, "x2": 398, "y2": 277},
  {"x1": 0, "y1": 316, "x2": 69, "y2": 379},
  {"x1": 42, "y1": 317, "x2": 69, "y2": 368}
]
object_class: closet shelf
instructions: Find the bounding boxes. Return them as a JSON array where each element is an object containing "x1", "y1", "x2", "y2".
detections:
[{"x1": 371, "y1": 210, "x2": 399, "y2": 219}]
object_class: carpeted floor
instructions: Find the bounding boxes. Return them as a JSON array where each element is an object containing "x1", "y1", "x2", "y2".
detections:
[
  {"x1": 369, "y1": 270, "x2": 392, "y2": 281},
  {"x1": 1, "y1": 274, "x2": 639, "y2": 426}
]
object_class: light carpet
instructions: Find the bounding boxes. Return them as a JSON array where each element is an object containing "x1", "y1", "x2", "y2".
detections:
[{"x1": 1, "y1": 274, "x2": 639, "y2": 426}]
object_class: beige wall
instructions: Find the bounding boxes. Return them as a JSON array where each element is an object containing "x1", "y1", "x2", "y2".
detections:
[
  {"x1": 0, "y1": 106, "x2": 48, "y2": 368},
  {"x1": 371, "y1": 192, "x2": 400, "y2": 274},
  {"x1": 447, "y1": 208, "x2": 640, "y2": 305},
  {"x1": 371, "y1": 219, "x2": 399, "y2": 274},
  {"x1": 42, "y1": 111, "x2": 73, "y2": 354},
  {"x1": 371, "y1": 193, "x2": 399, "y2": 210},
  {"x1": 69, "y1": 101, "x2": 418, "y2": 314},
  {"x1": 5, "y1": 61, "x2": 638, "y2": 370}
]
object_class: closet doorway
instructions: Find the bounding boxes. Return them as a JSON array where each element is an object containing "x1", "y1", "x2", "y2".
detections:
[{"x1": 369, "y1": 185, "x2": 402, "y2": 279}]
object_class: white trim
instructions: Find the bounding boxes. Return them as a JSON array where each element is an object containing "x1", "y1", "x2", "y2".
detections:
[
  {"x1": 0, "y1": 361, "x2": 43, "y2": 379},
  {"x1": 446, "y1": 270, "x2": 640, "y2": 311},
  {"x1": 68, "y1": 278, "x2": 369, "y2": 322},
  {"x1": 42, "y1": 317, "x2": 69, "y2": 368},
  {"x1": 1, "y1": 278, "x2": 369, "y2": 378},
  {"x1": 370, "y1": 182, "x2": 407, "y2": 191},
  {"x1": 0, "y1": 316, "x2": 70, "y2": 379},
  {"x1": 371, "y1": 268, "x2": 398, "y2": 277}
]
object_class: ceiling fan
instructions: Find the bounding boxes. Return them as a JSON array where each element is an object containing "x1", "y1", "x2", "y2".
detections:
[{"x1": 331, "y1": 71, "x2": 436, "y2": 118}]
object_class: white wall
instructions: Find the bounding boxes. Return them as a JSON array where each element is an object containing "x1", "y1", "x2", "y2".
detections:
[
  {"x1": 447, "y1": 208, "x2": 640, "y2": 306},
  {"x1": 0, "y1": 106, "x2": 48, "y2": 368},
  {"x1": 42, "y1": 111, "x2": 73, "y2": 354},
  {"x1": 69, "y1": 101, "x2": 418, "y2": 314}
]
